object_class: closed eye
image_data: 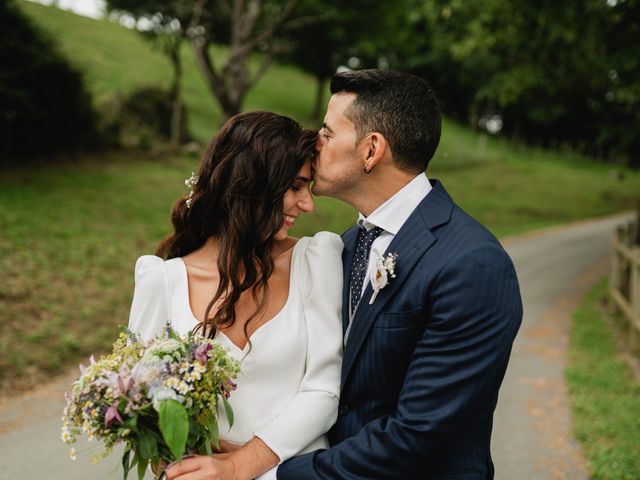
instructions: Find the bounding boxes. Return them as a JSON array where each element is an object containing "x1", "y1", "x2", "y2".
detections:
[
  {"x1": 321, "y1": 122, "x2": 333, "y2": 140},
  {"x1": 291, "y1": 177, "x2": 310, "y2": 192}
]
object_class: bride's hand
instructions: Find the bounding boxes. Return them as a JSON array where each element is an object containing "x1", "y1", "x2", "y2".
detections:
[
  {"x1": 165, "y1": 454, "x2": 238, "y2": 480},
  {"x1": 218, "y1": 440, "x2": 243, "y2": 453}
]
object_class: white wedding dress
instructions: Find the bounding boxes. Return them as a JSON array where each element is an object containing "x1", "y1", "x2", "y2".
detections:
[{"x1": 128, "y1": 232, "x2": 344, "y2": 479}]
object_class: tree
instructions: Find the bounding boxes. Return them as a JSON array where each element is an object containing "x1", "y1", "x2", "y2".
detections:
[
  {"x1": 107, "y1": 1, "x2": 192, "y2": 147},
  {"x1": 0, "y1": 0, "x2": 99, "y2": 161},
  {"x1": 284, "y1": 0, "x2": 411, "y2": 124},
  {"x1": 401, "y1": 0, "x2": 640, "y2": 164},
  {"x1": 107, "y1": 0, "x2": 309, "y2": 124}
]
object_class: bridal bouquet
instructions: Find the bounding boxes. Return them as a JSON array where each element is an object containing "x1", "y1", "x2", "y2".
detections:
[{"x1": 61, "y1": 326, "x2": 240, "y2": 479}]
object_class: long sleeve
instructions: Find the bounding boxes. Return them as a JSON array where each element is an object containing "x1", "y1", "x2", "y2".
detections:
[
  {"x1": 278, "y1": 242, "x2": 523, "y2": 478},
  {"x1": 128, "y1": 255, "x2": 171, "y2": 341},
  {"x1": 255, "y1": 232, "x2": 344, "y2": 462}
]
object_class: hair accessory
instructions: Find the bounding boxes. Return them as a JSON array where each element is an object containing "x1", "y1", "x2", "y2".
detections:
[{"x1": 184, "y1": 172, "x2": 199, "y2": 208}]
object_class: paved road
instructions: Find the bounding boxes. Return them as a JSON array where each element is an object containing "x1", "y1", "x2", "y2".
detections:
[
  {"x1": 0, "y1": 213, "x2": 631, "y2": 479},
  {"x1": 492, "y1": 212, "x2": 632, "y2": 480}
]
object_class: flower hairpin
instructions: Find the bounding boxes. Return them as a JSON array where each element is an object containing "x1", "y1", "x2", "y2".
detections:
[
  {"x1": 184, "y1": 172, "x2": 199, "y2": 208},
  {"x1": 369, "y1": 252, "x2": 398, "y2": 304}
]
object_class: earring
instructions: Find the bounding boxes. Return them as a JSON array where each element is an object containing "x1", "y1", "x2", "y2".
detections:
[{"x1": 363, "y1": 163, "x2": 371, "y2": 174}]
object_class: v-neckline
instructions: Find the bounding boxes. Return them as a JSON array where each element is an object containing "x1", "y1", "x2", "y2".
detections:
[{"x1": 177, "y1": 238, "x2": 303, "y2": 351}]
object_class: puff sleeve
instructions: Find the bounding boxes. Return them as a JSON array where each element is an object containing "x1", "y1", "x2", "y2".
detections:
[
  {"x1": 128, "y1": 255, "x2": 171, "y2": 341},
  {"x1": 254, "y1": 232, "x2": 344, "y2": 461}
]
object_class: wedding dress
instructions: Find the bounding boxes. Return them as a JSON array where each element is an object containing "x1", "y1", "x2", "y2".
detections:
[{"x1": 128, "y1": 232, "x2": 343, "y2": 479}]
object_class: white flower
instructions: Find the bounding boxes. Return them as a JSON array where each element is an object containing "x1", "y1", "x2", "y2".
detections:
[
  {"x1": 61, "y1": 428, "x2": 74, "y2": 444},
  {"x1": 369, "y1": 253, "x2": 398, "y2": 304},
  {"x1": 164, "y1": 377, "x2": 192, "y2": 395},
  {"x1": 69, "y1": 447, "x2": 77, "y2": 461},
  {"x1": 142, "y1": 339, "x2": 184, "y2": 364},
  {"x1": 148, "y1": 386, "x2": 185, "y2": 411},
  {"x1": 131, "y1": 360, "x2": 162, "y2": 385}
]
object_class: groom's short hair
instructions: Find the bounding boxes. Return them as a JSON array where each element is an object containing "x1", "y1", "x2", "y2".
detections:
[{"x1": 330, "y1": 69, "x2": 441, "y2": 173}]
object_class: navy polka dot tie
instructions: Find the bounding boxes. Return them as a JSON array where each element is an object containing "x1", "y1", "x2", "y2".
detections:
[{"x1": 349, "y1": 226, "x2": 383, "y2": 315}]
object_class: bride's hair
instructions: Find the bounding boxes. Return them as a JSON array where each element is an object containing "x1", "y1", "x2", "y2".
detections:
[{"x1": 156, "y1": 111, "x2": 317, "y2": 340}]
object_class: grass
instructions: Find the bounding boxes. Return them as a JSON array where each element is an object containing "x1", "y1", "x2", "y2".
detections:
[
  {"x1": 0, "y1": 152, "x2": 189, "y2": 391},
  {"x1": 20, "y1": 1, "x2": 323, "y2": 141},
  {"x1": 1, "y1": 2, "x2": 639, "y2": 393},
  {"x1": 566, "y1": 279, "x2": 640, "y2": 479}
]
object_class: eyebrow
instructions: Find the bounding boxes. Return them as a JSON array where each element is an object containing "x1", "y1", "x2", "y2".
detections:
[
  {"x1": 321, "y1": 122, "x2": 334, "y2": 133},
  {"x1": 295, "y1": 175, "x2": 310, "y2": 183}
]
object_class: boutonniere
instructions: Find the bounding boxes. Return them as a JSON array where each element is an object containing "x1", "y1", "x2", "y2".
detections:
[{"x1": 369, "y1": 253, "x2": 398, "y2": 304}]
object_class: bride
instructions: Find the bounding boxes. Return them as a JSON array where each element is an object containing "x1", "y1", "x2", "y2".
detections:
[{"x1": 128, "y1": 111, "x2": 343, "y2": 480}]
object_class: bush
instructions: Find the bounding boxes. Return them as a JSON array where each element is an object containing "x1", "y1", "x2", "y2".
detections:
[
  {"x1": 99, "y1": 86, "x2": 190, "y2": 150},
  {"x1": 0, "y1": 0, "x2": 100, "y2": 161}
]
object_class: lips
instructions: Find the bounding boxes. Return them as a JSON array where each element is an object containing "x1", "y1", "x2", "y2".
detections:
[{"x1": 284, "y1": 214, "x2": 296, "y2": 227}]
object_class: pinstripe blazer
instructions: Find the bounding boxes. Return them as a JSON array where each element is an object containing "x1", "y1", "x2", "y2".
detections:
[{"x1": 278, "y1": 180, "x2": 523, "y2": 480}]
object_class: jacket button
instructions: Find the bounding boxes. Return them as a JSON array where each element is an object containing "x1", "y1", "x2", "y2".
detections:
[{"x1": 338, "y1": 403, "x2": 350, "y2": 416}]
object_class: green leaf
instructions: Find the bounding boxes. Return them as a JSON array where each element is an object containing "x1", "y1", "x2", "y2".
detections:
[
  {"x1": 122, "y1": 448, "x2": 132, "y2": 480},
  {"x1": 125, "y1": 414, "x2": 138, "y2": 432},
  {"x1": 222, "y1": 396, "x2": 234, "y2": 428},
  {"x1": 209, "y1": 419, "x2": 219, "y2": 451},
  {"x1": 168, "y1": 327, "x2": 179, "y2": 340},
  {"x1": 204, "y1": 430, "x2": 213, "y2": 456},
  {"x1": 158, "y1": 399, "x2": 188, "y2": 460},
  {"x1": 130, "y1": 451, "x2": 140, "y2": 480},
  {"x1": 137, "y1": 455, "x2": 147, "y2": 480},
  {"x1": 138, "y1": 433, "x2": 158, "y2": 461}
]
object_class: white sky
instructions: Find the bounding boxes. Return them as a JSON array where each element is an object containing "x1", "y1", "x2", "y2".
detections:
[{"x1": 26, "y1": 0, "x2": 106, "y2": 19}]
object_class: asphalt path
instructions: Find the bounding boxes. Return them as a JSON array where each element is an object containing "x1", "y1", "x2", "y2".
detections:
[
  {"x1": 492, "y1": 212, "x2": 632, "y2": 479},
  {"x1": 0, "y1": 212, "x2": 631, "y2": 480}
]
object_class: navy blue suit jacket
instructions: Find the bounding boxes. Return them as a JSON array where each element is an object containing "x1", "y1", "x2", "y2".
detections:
[{"x1": 278, "y1": 181, "x2": 523, "y2": 480}]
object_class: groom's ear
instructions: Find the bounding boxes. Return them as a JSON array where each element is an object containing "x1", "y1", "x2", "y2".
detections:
[{"x1": 361, "y1": 132, "x2": 388, "y2": 173}]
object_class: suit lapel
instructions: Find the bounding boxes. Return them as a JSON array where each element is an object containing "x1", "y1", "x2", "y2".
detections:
[
  {"x1": 341, "y1": 226, "x2": 359, "y2": 334},
  {"x1": 340, "y1": 180, "x2": 454, "y2": 386}
]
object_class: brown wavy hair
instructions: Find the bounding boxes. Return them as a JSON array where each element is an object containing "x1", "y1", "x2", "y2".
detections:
[{"x1": 156, "y1": 111, "x2": 317, "y2": 341}]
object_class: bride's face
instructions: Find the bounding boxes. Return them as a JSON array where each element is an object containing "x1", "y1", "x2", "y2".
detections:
[{"x1": 274, "y1": 161, "x2": 314, "y2": 241}]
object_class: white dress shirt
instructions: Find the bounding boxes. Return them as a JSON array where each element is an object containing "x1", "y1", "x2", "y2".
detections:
[{"x1": 353, "y1": 173, "x2": 432, "y2": 310}]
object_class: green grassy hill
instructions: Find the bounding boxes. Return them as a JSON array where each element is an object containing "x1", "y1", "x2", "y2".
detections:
[
  {"x1": 20, "y1": 1, "x2": 322, "y2": 141},
  {"x1": 1, "y1": 1, "x2": 639, "y2": 393}
]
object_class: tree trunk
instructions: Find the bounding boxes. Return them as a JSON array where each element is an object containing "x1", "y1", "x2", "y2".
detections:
[
  {"x1": 168, "y1": 42, "x2": 183, "y2": 149},
  {"x1": 192, "y1": 39, "x2": 240, "y2": 122},
  {"x1": 188, "y1": 0, "x2": 300, "y2": 124},
  {"x1": 311, "y1": 76, "x2": 326, "y2": 126}
]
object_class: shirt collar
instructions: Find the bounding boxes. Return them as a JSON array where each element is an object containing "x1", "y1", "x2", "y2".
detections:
[{"x1": 357, "y1": 173, "x2": 432, "y2": 234}]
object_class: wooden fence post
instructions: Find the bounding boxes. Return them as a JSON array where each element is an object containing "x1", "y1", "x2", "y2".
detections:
[
  {"x1": 610, "y1": 226, "x2": 622, "y2": 316},
  {"x1": 610, "y1": 216, "x2": 640, "y2": 354},
  {"x1": 635, "y1": 200, "x2": 640, "y2": 246},
  {"x1": 631, "y1": 249, "x2": 640, "y2": 352}
]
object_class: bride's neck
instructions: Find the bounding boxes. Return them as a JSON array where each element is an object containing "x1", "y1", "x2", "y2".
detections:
[{"x1": 192, "y1": 236, "x2": 292, "y2": 264}]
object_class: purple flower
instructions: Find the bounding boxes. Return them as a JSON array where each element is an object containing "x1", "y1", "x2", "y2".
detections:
[
  {"x1": 100, "y1": 366, "x2": 135, "y2": 397},
  {"x1": 194, "y1": 343, "x2": 213, "y2": 363},
  {"x1": 104, "y1": 405, "x2": 123, "y2": 427},
  {"x1": 221, "y1": 379, "x2": 237, "y2": 399},
  {"x1": 117, "y1": 374, "x2": 134, "y2": 396}
]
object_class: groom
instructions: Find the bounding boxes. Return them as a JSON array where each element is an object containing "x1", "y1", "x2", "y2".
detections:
[{"x1": 278, "y1": 70, "x2": 523, "y2": 479}]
